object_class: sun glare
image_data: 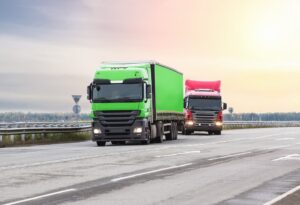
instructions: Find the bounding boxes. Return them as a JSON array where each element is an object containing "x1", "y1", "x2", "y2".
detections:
[{"x1": 253, "y1": 23, "x2": 284, "y2": 51}]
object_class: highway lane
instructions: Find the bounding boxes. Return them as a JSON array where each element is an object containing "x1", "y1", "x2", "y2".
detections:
[{"x1": 0, "y1": 127, "x2": 299, "y2": 205}]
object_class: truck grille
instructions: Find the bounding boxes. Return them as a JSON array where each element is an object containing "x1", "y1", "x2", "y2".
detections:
[
  {"x1": 94, "y1": 110, "x2": 140, "y2": 127},
  {"x1": 191, "y1": 111, "x2": 217, "y2": 125}
]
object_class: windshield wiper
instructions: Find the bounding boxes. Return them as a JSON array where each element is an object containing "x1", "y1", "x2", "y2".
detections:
[
  {"x1": 95, "y1": 97, "x2": 114, "y2": 102},
  {"x1": 114, "y1": 97, "x2": 141, "y2": 101},
  {"x1": 190, "y1": 106, "x2": 201, "y2": 110},
  {"x1": 190, "y1": 106, "x2": 220, "y2": 111}
]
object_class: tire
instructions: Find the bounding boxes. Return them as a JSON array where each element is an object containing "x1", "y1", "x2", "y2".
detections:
[
  {"x1": 166, "y1": 122, "x2": 176, "y2": 141},
  {"x1": 208, "y1": 131, "x2": 213, "y2": 135},
  {"x1": 173, "y1": 122, "x2": 178, "y2": 140},
  {"x1": 155, "y1": 121, "x2": 163, "y2": 143},
  {"x1": 150, "y1": 124, "x2": 157, "y2": 141},
  {"x1": 182, "y1": 126, "x2": 187, "y2": 135},
  {"x1": 141, "y1": 138, "x2": 150, "y2": 145},
  {"x1": 141, "y1": 129, "x2": 151, "y2": 145},
  {"x1": 96, "y1": 141, "x2": 106, "y2": 146},
  {"x1": 214, "y1": 131, "x2": 221, "y2": 135}
]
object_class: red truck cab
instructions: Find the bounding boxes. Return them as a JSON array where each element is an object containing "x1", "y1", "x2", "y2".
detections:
[{"x1": 182, "y1": 80, "x2": 227, "y2": 135}]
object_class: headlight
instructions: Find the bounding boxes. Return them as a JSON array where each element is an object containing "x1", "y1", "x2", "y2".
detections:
[
  {"x1": 215, "y1": 121, "x2": 223, "y2": 126},
  {"x1": 133, "y1": 127, "x2": 143, "y2": 133},
  {"x1": 93, "y1": 128, "x2": 101, "y2": 134},
  {"x1": 186, "y1": 120, "x2": 194, "y2": 126}
]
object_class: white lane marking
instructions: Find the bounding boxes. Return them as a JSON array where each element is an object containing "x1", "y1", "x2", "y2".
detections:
[
  {"x1": 1, "y1": 132, "x2": 298, "y2": 170},
  {"x1": 208, "y1": 152, "x2": 252, "y2": 161},
  {"x1": 184, "y1": 143, "x2": 205, "y2": 147},
  {"x1": 0, "y1": 155, "x2": 106, "y2": 170},
  {"x1": 3, "y1": 189, "x2": 76, "y2": 205},
  {"x1": 111, "y1": 163, "x2": 192, "y2": 182},
  {"x1": 263, "y1": 185, "x2": 300, "y2": 205},
  {"x1": 0, "y1": 147, "x2": 171, "y2": 170},
  {"x1": 155, "y1": 151, "x2": 200, "y2": 158},
  {"x1": 272, "y1": 154, "x2": 300, "y2": 161},
  {"x1": 254, "y1": 134, "x2": 281, "y2": 139},
  {"x1": 262, "y1": 145, "x2": 292, "y2": 150},
  {"x1": 275, "y1": 138, "x2": 295, "y2": 141}
]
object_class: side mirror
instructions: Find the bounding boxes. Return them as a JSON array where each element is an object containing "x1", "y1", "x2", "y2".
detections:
[
  {"x1": 223, "y1": 102, "x2": 227, "y2": 110},
  {"x1": 146, "y1": 84, "x2": 152, "y2": 99},
  {"x1": 87, "y1": 84, "x2": 92, "y2": 101}
]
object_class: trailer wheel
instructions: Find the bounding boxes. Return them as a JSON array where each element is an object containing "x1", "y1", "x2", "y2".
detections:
[
  {"x1": 155, "y1": 121, "x2": 163, "y2": 143},
  {"x1": 173, "y1": 122, "x2": 178, "y2": 140},
  {"x1": 96, "y1": 141, "x2": 106, "y2": 146},
  {"x1": 182, "y1": 126, "x2": 193, "y2": 135},
  {"x1": 166, "y1": 122, "x2": 176, "y2": 141}
]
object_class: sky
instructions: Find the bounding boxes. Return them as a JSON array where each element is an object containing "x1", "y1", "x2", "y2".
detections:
[{"x1": 0, "y1": 0, "x2": 299, "y2": 113}]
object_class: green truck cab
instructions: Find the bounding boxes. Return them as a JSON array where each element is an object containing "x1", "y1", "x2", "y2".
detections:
[{"x1": 87, "y1": 61, "x2": 184, "y2": 146}]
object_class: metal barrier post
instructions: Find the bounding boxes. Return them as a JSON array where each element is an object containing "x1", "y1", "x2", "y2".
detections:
[
  {"x1": 10, "y1": 135, "x2": 15, "y2": 144},
  {"x1": 32, "y1": 133, "x2": 35, "y2": 143},
  {"x1": 21, "y1": 134, "x2": 25, "y2": 144}
]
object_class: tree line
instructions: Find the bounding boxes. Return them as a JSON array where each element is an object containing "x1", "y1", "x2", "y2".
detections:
[{"x1": 224, "y1": 112, "x2": 300, "y2": 121}]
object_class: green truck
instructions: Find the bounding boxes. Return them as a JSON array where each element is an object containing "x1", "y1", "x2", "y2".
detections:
[{"x1": 87, "y1": 61, "x2": 184, "y2": 146}]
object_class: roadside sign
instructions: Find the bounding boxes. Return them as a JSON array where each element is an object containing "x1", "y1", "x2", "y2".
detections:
[
  {"x1": 72, "y1": 95, "x2": 81, "y2": 104},
  {"x1": 73, "y1": 105, "x2": 81, "y2": 114}
]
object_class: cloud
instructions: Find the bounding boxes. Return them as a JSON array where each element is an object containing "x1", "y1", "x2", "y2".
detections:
[
  {"x1": 0, "y1": 0, "x2": 299, "y2": 113},
  {"x1": 0, "y1": 72, "x2": 90, "y2": 112}
]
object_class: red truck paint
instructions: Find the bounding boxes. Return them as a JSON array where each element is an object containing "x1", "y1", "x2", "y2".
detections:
[{"x1": 182, "y1": 80, "x2": 227, "y2": 135}]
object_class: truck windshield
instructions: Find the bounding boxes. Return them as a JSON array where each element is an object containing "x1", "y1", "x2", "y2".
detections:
[
  {"x1": 92, "y1": 83, "x2": 143, "y2": 102},
  {"x1": 188, "y1": 98, "x2": 221, "y2": 111}
]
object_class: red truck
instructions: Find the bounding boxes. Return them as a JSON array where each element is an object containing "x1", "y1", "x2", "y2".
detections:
[{"x1": 182, "y1": 80, "x2": 227, "y2": 135}]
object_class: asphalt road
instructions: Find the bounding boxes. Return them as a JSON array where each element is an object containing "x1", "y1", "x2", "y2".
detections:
[{"x1": 0, "y1": 127, "x2": 300, "y2": 205}]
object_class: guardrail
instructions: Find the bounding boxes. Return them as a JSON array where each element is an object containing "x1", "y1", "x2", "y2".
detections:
[
  {"x1": 0, "y1": 121, "x2": 299, "y2": 146},
  {"x1": 0, "y1": 122, "x2": 92, "y2": 146},
  {"x1": 0, "y1": 122, "x2": 91, "y2": 129}
]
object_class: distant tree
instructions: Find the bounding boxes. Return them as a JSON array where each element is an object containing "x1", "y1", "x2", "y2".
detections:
[{"x1": 224, "y1": 112, "x2": 300, "y2": 121}]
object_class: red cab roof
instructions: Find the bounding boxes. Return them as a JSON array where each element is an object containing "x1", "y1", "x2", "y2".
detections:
[{"x1": 185, "y1": 80, "x2": 221, "y2": 92}]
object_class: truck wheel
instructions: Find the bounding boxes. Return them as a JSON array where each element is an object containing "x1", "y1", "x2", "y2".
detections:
[
  {"x1": 214, "y1": 131, "x2": 221, "y2": 135},
  {"x1": 150, "y1": 124, "x2": 157, "y2": 141},
  {"x1": 182, "y1": 126, "x2": 191, "y2": 135},
  {"x1": 182, "y1": 126, "x2": 187, "y2": 135},
  {"x1": 141, "y1": 137, "x2": 150, "y2": 145},
  {"x1": 166, "y1": 122, "x2": 176, "y2": 141},
  {"x1": 96, "y1": 141, "x2": 106, "y2": 146},
  {"x1": 141, "y1": 129, "x2": 151, "y2": 145},
  {"x1": 155, "y1": 121, "x2": 163, "y2": 143},
  {"x1": 173, "y1": 122, "x2": 178, "y2": 140}
]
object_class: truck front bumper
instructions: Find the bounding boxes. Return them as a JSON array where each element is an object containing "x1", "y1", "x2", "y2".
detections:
[
  {"x1": 184, "y1": 121, "x2": 223, "y2": 132},
  {"x1": 92, "y1": 119, "x2": 149, "y2": 142}
]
